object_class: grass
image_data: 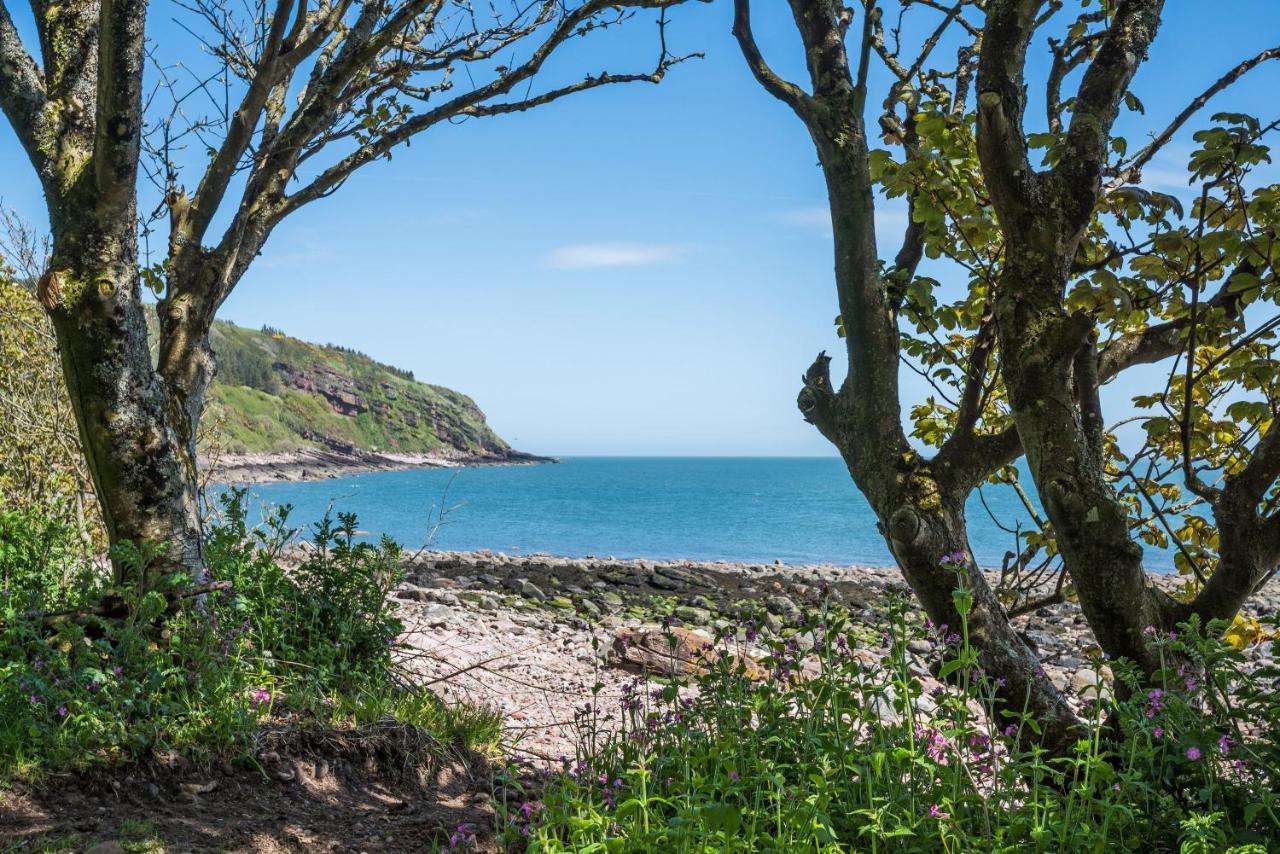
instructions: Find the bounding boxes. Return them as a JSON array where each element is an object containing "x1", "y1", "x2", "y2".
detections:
[{"x1": 500, "y1": 572, "x2": 1280, "y2": 852}]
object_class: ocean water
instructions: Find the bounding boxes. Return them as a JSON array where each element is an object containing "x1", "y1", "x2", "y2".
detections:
[{"x1": 213, "y1": 456, "x2": 1177, "y2": 571}]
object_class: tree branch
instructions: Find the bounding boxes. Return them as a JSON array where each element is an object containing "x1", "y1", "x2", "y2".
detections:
[
  {"x1": 732, "y1": 0, "x2": 812, "y2": 116},
  {"x1": 0, "y1": 1, "x2": 49, "y2": 173},
  {"x1": 1107, "y1": 44, "x2": 1280, "y2": 191}
]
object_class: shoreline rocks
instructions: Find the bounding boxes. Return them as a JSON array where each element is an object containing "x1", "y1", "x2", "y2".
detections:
[
  {"x1": 389, "y1": 549, "x2": 1278, "y2": 764},
  {"x1": 204, "y1": 447, "x2": 556, "y2": 484}
]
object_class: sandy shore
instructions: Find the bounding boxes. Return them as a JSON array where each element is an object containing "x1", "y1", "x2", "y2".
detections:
[
  {"x1": 206, "y1": 448, "x2": 556, "y2": 484},
  {"x1": 387, "y1": 550, "x2": 1279, "y2": 764}
]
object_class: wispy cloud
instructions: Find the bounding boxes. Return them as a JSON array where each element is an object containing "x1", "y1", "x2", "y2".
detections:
[
  {"x1": 546, "y1": 242, "x2": 690, "y2": 270},
  {"x1": 773, "y1": 204, "x2": 911, "y2": 239}
]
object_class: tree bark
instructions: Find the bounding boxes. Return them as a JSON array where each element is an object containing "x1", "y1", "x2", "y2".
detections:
[
  {"x1": 43, "y1": 233, "x2": 205, "y2": 587},
  {"x1": 975, "y1": 0, "x2": 1185, "y2": 677},
  {"x1": 738, "y1": 0, "x2": 1083, "y2": 752}
]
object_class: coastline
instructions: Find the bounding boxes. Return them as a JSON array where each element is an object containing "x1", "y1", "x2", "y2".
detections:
[
  {"x1": 386, "y1": 549, "x2": 1278, "y2": 762},
  {"x1": 205, "y1": 447, "x2": 557, "y2": 484}
]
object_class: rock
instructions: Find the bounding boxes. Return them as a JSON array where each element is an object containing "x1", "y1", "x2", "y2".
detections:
[
  {"x1": 178, "y1": 780, "x2": 218, "y2": 797},
  {"x1": 395, "y1": 586, "x2": 459, "y2": 606},
  {"x1": 503, "y1": 578, "x2": 546, "y2": 600},
  {"x1": 608, "y1": 626, "x2": 765, "y2": 679},
  {"x1": 907, "y1": 639, "x2": 932, "y2": 655},
  {"x1": 1022, "y1": 630, "x2": 1058, "y2": 652},
  {"x1": 655, "y1": 565, "x2": 698, "y2": 585},
  {"x1": 549, "y1": 596, "x2": 575, "y2": 610},
  {"x1": 422, "y1": 604, "x2": 452, "y2": 627},
  {"x1": 649, "y1": 573, "x2": 685, "y2": 591},
  {"x1": 578, "y1": 599, "x2": 603, "y2": 618},
  {"x1": 601, "y1": 591, "x2": 624, "y2": 607},
  {"x1": 765, "y1": 595, "x2": 800, "y2": 618},
  {"x1": 1070, "y1": 666, "x2": 1114, "y2": 700},
  {"x1": 674, "y1": 606, "x2": 712, "y2": 625},
  {"x1": 85, "y1": 843, "x2": 125, "y2": 854}
]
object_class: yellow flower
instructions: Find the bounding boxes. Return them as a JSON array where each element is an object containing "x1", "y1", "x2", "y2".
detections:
[{"x1": 1223, "y1": 614, "x2": 1272, "y2": 650}]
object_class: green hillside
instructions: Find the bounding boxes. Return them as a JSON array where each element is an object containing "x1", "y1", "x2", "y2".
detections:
[{"x1": 202, "y1": 319, "x2": 517, "y2": 459}]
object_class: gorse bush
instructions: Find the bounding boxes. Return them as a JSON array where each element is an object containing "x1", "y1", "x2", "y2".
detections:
[
  {"x1": 0, "y1": 493, "x2": 495, "y2": 781},
  {"x1": 511, "y1": 576, "x2": 1280, "y2": 852}
]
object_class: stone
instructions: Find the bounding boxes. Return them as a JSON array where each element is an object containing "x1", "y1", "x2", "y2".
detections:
[
  {"x1": 422, "y1": 604, "x2": 452, "y2": 627},
  {"x1": 86, "y1": 843, "x2": 125, "y2": 854},
  {"x1": 674, "y1": 605, "x2": 712, "y2": 625},
  {"x1": 765, "y1": 595, "x2": 800, "y2": 618},
  {"x1": 907, "y1": 639, "x2": 932, "y2": 655},
  {"x1": 504, "y1": 578, "x2": 545, "y2": 600},
  {"x1": 608, "y1": 626, "x2": 765, "y2": 679},
  {"x1": 648, "y1": 573, "x2": 685, "y2": 591},
  {"x1": 1070, "y1": 666, "x2": 1114, "y2": 701}
]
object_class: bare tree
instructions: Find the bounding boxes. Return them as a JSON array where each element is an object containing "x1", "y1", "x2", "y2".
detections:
[{"x1": 0, "y1": 0, "x2": 699, "y2": 586}]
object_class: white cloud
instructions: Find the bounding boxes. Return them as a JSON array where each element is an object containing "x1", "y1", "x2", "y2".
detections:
[
  {"x1": 546, "y1": 242, "x2": 689, "y2": 270},
  {"x1": 773, "y1": 203, "x2": 911, "y2": 239}
]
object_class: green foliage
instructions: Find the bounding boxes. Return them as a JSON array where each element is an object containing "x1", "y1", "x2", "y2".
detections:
[
  {"x1": 0, "y1": 275, "x2": 102, "y2": 549},
  {"x1": 512, "y1": 589, "x2": 1280, "y2": 851},
  {"x1": 0, "y1": 497, "x2": 497, "y2": 782},
  {"x1": 203, "y1": 318, "x2": 505, "y2": 457},
  {"x1": 205, "y1": 489, "x2": 404, "y2": 696}
]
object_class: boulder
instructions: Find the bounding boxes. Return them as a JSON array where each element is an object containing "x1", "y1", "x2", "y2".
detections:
[{"x1": 608, "y1": 626, "x2": 766, "y2": 679}]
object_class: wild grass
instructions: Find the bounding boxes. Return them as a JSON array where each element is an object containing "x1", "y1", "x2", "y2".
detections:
[{"x1": 501, "y1": 575, "x2": 1280, "y2": 852}]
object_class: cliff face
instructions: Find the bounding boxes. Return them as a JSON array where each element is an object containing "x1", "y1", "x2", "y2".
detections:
[{"x1": 202, "y1": 319, "x2": 519, "y2": 460}]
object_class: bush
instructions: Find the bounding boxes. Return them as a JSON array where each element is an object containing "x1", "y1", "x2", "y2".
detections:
[
  {"x1": 510, "y1": 578, "x2": 1280, "y2": 851},
  {"x1": 0, "y1": 494, "x2": 497, "y2": 782}
]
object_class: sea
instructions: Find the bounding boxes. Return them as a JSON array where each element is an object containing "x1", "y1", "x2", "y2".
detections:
[{"x1": 213, "y1": 456, "x2": 1178, "y2": 572}]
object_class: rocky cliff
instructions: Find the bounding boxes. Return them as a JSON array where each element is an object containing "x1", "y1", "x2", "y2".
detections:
[{"x1": 202, "y1": 319, "x2": 530, "y2": 463}]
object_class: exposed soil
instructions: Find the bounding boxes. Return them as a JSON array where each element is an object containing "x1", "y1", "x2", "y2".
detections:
[{"x1": 1, "y1": 729, "x2": 502, "y2": 853}]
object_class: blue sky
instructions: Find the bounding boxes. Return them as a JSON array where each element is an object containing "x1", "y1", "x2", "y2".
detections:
[{"x1": 3, "y1": 2, "x2": 1279, "y2": 456}]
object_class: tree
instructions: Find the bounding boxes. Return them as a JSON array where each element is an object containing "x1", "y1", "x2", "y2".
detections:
[
  {"x1": 0, "y1": 0, "x2": 699, "y2": 586},
  {"x1": 734, "y1": 0, "x2": 1279, "y2": 748},
  {"x1": 976, "y1": 2, "x2": 1280, "y2": 672}
]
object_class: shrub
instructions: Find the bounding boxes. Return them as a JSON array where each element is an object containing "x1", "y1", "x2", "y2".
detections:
[
  {"x1": 510, "y1": 578, "x2": 1280, "y2": 851},
  {"x1": 0, "y1": 494, "x2": 494, "y2": 782}
]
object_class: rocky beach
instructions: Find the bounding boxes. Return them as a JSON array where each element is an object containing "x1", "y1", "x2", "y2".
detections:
[
  {"x1": 390, "y1": 551, "x2": 1280, "y2": 763},
  {"x1": 207, "y1": 448, "x2": 555, "y2": 484}
]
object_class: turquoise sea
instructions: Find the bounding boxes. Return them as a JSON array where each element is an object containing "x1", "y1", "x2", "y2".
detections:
[{"x1": 216, "y1": 456, "x2": 1177, "y2": 571}]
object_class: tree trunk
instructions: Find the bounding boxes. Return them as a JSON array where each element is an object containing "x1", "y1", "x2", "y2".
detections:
[
  {"x1": 991, "y1": 265, "x2": 1176, "y2": 676},
  {"x1": 43, "y1": 234, "x2": 204, "y2": 588}
]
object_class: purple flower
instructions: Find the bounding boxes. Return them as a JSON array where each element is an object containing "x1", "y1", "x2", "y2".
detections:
[
  {"x1": 728, "y1": 770, "x2": 739, "y2": 782},
  {"x1": 1153, "y1": 726, "x2": 1163, "y2": 739},
  {"x1": 56, "y1": 705, "x2": 68, "y2": 717},
  {"x1": 1218, "y1": 734, "x2": 1232, "y2": 754},
  {"x1": 1143, "y1": 625, "x2": 1156, "y2": 635},
  {"x1": 928, "y1": 803, "x2": 948, "y2": 819},
  {"x1": 1186, "y1": 746, "x2": 1201, "y2": 761},
  {"x1": 249, "y1": 688, "x2": 272, "y2": 708},
  {"x1": 448, "y1": 822, "x2": 477, "y2": 849}
]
